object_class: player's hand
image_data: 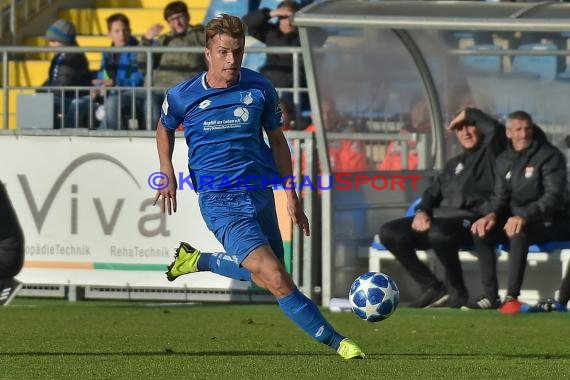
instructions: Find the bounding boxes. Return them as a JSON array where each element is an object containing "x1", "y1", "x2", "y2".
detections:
[
  {"x1": 153, "y1": 170, "x2": 177, "y2": 215},
  {"x1": 411, "y1": 211, "x2": 431, "y2": 232},
  {"x1": 503, "y1": 215, "x2": 526, "y2": 237},
  {"x1": 287, "y1": 197, "x2": 310, "y2": 236},
  {"x1": 144, "y1": 23, "x2": 163, "y2": 40},
  {"x1": 471, "y1": 213, "x2": 496, "y2": 237}
]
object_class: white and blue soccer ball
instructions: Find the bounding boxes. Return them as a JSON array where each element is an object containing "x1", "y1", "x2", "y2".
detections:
[{"x1": 349, "y1": 272, "x2": 399, "y2": 322}]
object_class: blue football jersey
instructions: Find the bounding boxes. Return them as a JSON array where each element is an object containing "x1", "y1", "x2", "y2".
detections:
[{"x1": 161, "y1": 68, "x2": 283, "y2": 192}]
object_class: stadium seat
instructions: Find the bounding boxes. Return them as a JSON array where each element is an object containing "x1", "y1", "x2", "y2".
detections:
[
  {"x1": 510, "y1": 43, "x2": 558, "y2": 80},
  {"x1": 405, "y1": 197, "x2": 422, "y2": 217},
  {"x1": 370, "y1": 197, "x2": 422, "y2": 251},
  {"x1": 459, "y1": 44, "x2": 503, "y2": 74}
]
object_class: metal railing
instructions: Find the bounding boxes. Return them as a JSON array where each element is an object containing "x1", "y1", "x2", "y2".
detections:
[
  {"x1": 0, "y1": 45, "x2": 306, "y2": 130},
  {"x1": 0, "y1": 0, "x2": 56, "y2": 43}
]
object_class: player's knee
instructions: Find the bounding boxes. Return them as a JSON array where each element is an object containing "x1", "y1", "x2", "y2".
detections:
[
  {"x1": 427, "y1": 226, "x2": 453, "y2": 245},
  {"x1": 260, "y1": 266, "x2": 292, "y2": 294}
]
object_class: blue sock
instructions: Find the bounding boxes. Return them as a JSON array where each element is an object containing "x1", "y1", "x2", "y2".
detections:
[
  {"x1": 277, "y1": 288, "x2": 345, "y2": 350},
  {"x1": 197, "y1": 252, "x2": 251, "y2": 282}
]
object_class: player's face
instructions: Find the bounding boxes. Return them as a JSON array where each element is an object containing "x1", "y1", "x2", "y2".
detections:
[
  {"x1": 167, "y1": 12, "x2": 188, "y2": 35},
  {"x1": 455, "y1": 124, "x2": 481, "y2": 150},
  {"x1": 506, "y1": 118, "x2": 534, "y2": 152},
  {"x1": 108, "y1": 20, "x2": 131, "y2": 47},
  {"x1": 205, "y1": 34, "x2": 244, "y2": 88}
]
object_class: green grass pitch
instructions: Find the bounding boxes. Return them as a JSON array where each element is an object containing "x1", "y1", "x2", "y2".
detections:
[{"x1": 1, "y1": 299, "x2": 569, "y2": 379}]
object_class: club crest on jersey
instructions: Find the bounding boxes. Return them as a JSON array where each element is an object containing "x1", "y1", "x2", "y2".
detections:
[
  {"x1": 505, "y1": 170, "x2": 512, "y2": 180},
  {"x1": 198, "y1": 99, "x2": 211, "y2": 109},
  {"x1": 525, "y1": 166, "x2": 535, "y2": 178},
  {"x1": 455, "y1": 162, "x2": 464, "y2": 175},
  {"x1": 240, "y1": 92, "x2": 253, "y2": 105}
]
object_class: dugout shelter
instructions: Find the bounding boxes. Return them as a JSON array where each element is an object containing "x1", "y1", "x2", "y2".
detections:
[{"x1": 294, "y1": 0, "x2": 570, "y2": 305}]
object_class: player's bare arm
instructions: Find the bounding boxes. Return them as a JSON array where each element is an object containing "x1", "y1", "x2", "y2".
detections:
[
  {"x1": 266, "y1": 128, "x2": 310, "y2": 236},
  {"x1": 154, "y1": 121, "x2": 178, "y2": 215}
]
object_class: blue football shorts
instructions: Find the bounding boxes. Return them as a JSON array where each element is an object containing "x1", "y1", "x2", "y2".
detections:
[{"x1": 198, "y1": 188, "x2": 285, "y2": 265}]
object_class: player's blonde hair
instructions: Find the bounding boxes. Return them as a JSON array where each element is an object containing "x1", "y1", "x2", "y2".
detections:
[{"x1": 205, "y1": 13, "x2": 246, "y2": 48}]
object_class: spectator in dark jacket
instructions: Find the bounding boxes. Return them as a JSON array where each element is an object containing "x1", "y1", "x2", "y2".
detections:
[
  {"x1": 43, "y1": 18, "x2": 92, "y2": 128},
  {"x1": 243, "y1": 1, "x2": 311, "y2": 123},
  {"x1": 378, "y1": 108, "x2": 507, "y2": 308},
  {"x1": 0, "y1": 181, "x2": 24, "y2": 306},
  {"x1": 470, "y1": 110, "x2": 570, "y2": 313},
  {"x1": 243, "y1": 1, "x2": 302, "y2": 89}
]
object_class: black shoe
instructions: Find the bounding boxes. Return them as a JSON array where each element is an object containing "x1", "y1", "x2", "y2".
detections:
[
  {"x1": 410, "y1": 285, "x2": 449, "y2": 308},
  {"x1": 461, "y1": 295, "x2": 501, "y2": 310},
  {"x1": 0, "y1": 279, "x2": 23, "y2": 306},
  {"x1": 447, "y1": 294, "x2": 469, "y2": 309}
]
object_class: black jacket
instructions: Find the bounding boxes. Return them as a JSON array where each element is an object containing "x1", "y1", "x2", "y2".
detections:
[
  {"x1": 243, "y1": 8, "x2": 303, "y2": 88},
  {"x1": 486, "y1": 126, "x2": 570, "y2": 222},
  {"x1": 416, "y1": 108, "x2": 507, "y2": 217},
  {"x1": 44, "y1": 50, "x2": 92, "y2": 97},
  {"x1": 45, "y1": 51, "x2": 91, "y2": 87}
]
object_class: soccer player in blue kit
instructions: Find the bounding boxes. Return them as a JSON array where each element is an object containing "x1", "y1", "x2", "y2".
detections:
[{"x1": 153, "y1": 13, "x2": 364, "y2": 359}]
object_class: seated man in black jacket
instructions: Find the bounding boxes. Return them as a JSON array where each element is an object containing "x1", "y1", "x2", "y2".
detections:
[
  {"x1": 379, "y1": 108, "x2": 507, "y2": 308},
  {"x1": 470, "y1": 110, "x2": 570, "y2": 313}
]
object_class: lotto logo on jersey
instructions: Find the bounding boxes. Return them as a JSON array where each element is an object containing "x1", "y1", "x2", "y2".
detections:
[{"x1": 198, "y1": 99, "x2": 212, "y2": 109}]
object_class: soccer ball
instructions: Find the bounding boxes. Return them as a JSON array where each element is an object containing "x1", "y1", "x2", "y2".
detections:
[{"x1": 349, "y1": 272, "x2": 399, "y2": 322}]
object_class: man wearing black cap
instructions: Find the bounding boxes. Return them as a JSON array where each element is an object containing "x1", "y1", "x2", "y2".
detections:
[{"x1": 43, "y1": 18, "x2": 92, "y2": 128}]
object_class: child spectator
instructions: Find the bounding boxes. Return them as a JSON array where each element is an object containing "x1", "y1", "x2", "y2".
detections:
[
  {"x1": 42, "y1": 19, "x2": 92, "y2": 128},
  {"x1": 94, "y1": 13, "x2": 145, "y2": 130}
]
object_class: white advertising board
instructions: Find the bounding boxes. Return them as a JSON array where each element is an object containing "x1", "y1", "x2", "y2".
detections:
[{"x1": 0, "y1": 134, "x2": 250, "y2": 290}]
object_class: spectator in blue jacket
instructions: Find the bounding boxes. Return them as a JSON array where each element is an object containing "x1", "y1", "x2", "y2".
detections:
[{"x1": 94, "y1": 13, "x2": 145, "y2": 130}]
